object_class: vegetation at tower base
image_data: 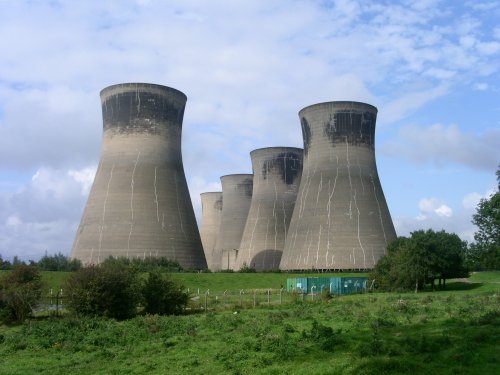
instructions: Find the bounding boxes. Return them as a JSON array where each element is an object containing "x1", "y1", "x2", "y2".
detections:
[
  {"x1": 468, "y1": 165, "x2": 500, "y2": 270},
  {"x1": 64, "y1": 259, "x2": 188, "y2": 320},
  {"x1": 37, "y1": 252, "x2": 81, "y2": 272},
  {"x1": 0, "y1": 265, "x2": 43, "y2": 323},
  {"x1": 370, "y1": 229, "x2": 468, "y2": 292}
]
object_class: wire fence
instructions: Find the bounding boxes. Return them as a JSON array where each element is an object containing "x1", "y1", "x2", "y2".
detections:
[
  {"x1": 186, "y1": 288, "x2": 335, "y2": 311},
  {"x1": 33, "y1": 287, "x2": 358, "y2": 316}
]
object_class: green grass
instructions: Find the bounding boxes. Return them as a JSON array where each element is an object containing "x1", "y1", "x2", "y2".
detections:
[
  {"x1": 0, "y1": 288, "x2": 498, "y2": 374},
  {"x1": 171, "y1": 271, "x2": 368, "y2": 293},
  {"x1": 468, "y1": 271, "x2": 500, "y2": 283}
]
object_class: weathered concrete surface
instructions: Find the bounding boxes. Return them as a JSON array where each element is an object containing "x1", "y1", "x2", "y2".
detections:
[
  {"x1": 213, "y1": 174, "x2": 253, "y2": 271},
  {"x1": 71, "y1": 83, "x2": 207, "y2": 270},
  {"x1": 200, "y1": 192, "x2": 223, "y2": 270},
  {"x1": 236, "y1": 147, "x2": 303, "y2": 271},
  {"x1": 280, "y1": 101, "x2": 396, "y2": 271}
]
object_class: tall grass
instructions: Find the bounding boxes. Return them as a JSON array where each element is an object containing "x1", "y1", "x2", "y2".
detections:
[{"x1": 0, "y1": 278, "x2": 499, "y2": 374}]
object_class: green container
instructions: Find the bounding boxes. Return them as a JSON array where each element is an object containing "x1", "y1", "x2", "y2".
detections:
[
  {"x1": 307, "y1": 277, "x2": 331, "y2": 294},
  {"x1": 329, "y1": 277, "x2": 342, "y2": 295},
  {"x1": 295, "y1": 277, "x2": 308, "y2": 293},
  {"x1": 340, "y1": 277, "x2": 368, "y2": 294},
  {"x1": 286, "y1": 278, "x2": 296, "y2": 292},
  {"x1": 287, "y1": 277, "x2": 368, "y2": 295}
]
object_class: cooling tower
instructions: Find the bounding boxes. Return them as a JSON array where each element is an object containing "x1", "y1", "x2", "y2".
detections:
[
  {"x1": 280, "y1": 101, "x2": 396, "y2": 271},
  {"x1": 71, "y1": 83, "x2": 207, "y2": 270},
  {"x1": 212, "y1": 174, "x2": 253, "y2": 271},
  {"x1": 235, "y1": 147, "x2": 303, "y2": 271},
  {"x1": 200, "y1": 192, "x2": 223, "y2": 270}
]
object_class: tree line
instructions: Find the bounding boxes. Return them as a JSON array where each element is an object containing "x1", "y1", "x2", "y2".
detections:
[
  {"x1": 370, "y1": 165, "x2": 499, "y2": 291},
  {"x1": 0, "y1": 258, "x2": 188, "y2": 323}
]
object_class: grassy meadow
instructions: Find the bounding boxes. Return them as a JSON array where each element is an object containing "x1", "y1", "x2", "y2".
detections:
[{"x1": 0, "y1": 271, "x2": 499, "y2": 374}]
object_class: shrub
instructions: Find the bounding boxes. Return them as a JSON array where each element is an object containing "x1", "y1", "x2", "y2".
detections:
[
  {"x1": 142, "y1": 271, "x2": 189, "y2": 315},
  {"x1": 101, "y1": 256, "x2": 183, "y2": 273},
  {"x1": 0, "y1": 264, "x2": 43, "y2": 323},
  {"x1": 65, "y1": 262, "x2": 142, "y2": 320},
  {"x1": 238, "y1": 263, "x2": 257, "y2": 273},
  {"x1": 37, "y1": 252, "x2": 81, "y2": 271}
]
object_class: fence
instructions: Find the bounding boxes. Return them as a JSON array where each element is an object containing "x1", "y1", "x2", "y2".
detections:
[
  {"x1": 34, "y1": 289, "x2": 65, "y2": 316},
  {"x1": 33, "y1": 285, "x2": 368, "y2": 316},
  {"x1": 185, "y1": 287, "x2": 354, "y2": 311}
]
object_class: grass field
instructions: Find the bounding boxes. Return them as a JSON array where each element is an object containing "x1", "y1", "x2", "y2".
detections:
[
  {"x1": 2, "y1": 270, "x2": 368, "y2": 293},
  {"x1": 0, "y1": 271, "x2": 498, "y2": 374}
]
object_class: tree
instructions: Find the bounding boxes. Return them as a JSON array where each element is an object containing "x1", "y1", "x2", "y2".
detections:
[
  {"x1": 142, "y1": 271, "x2": 189, "y2": 315},
  {"x1": 0, "y1": 265, "x2": 43, "y2": 323},
  {"x1": 65, "y1": 262, "x2": 142, "y2": 320},
  {"x1": 471, "y1": 165, "x2": 500, "y2": 270},
  {"x1": 370, "y1": 229, "x2": 468, "y2": 292},
  {"x1": 37, "y1": 252, "x2": 81, "y2": 271}
]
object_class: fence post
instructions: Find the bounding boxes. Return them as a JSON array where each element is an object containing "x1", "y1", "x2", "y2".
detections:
[
  {"x1": 204, "y1": 289, "x2": 209, "y2": 312},
  {"x1": 280, "y1": 288, "x2": 283, "y2": 304},
  {"x1": 311, "y1": 285, "x2": 316, "y2": 301},
  {"x1": 267, "y1": 289, "x2": 270, "y2": 305},
  {"x1": 240, "y1": 290, "x2": 244, "y2": 307},
  {"x1": 253, "y1": 290, "x2": 256, "y2": 307},
  {"x1": 223, "y1": 290, "x2": 227, "y2": 306}
]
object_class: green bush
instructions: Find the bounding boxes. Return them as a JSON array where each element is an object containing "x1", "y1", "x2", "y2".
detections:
[
  {"x1": 0, "y1": 264, "x2": 43, "y2": 323},
  {"x1": 37, "y1": 252, "x2": 81, "y2": 271},
  {"x1": 238, "y1": 263, "x2": 257, "y2": 273},
  {"x1": 142, "y1": 271, "x2": 189, "y2": 315},
  {"x1": 64, "y1": 263, "x2": 142, "y2": 320},
  {"x1": 101, "y1": 256, "x2": 183, "y2": 273}
]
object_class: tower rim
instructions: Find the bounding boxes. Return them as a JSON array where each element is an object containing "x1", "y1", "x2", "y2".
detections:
[
  {"x1": 298, "y1": 101, "x2": 377, "y2": 116},
  {"x1": 220, "y1": 173, "x2": 253, "y2": 179},
  {"x1": 200, "y1": 191, "x2": 223, "y2": 196},
  {"x1": 250, "y1": 146, "x2": 303, "y2": 156},
  {"x1": 100, "y1": 83, "x2": 187, "y2": 102}
]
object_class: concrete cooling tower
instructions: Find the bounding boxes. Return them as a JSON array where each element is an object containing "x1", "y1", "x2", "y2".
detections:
[
  {"x1": 212, "y1": 174, "x2": 253, "y2": 271},
  {"x1": 200, "y1": 192, "x2": 223, "y2": 270},
  {"x1": 236, "y1": 147, "x2": 303, "y2": 271},
  {"x1": 280, "y1": 101, "x2": 396, "y2": 271},
  {"x1": 71, "y1": 83, "x2": 207, "y2": 270}
]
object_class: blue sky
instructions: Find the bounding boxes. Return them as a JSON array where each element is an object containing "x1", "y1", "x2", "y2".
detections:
[{"x1": 0, "y1": 0, "x2": 499, "y2": 261}]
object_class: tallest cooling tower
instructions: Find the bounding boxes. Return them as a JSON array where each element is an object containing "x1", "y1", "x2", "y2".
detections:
[
  {"x1": 71, "y1": 83, "x2": 207, "y2": 270},
  {"x1": 280, "y1": 101, "x2": 396, "y2": 271}
]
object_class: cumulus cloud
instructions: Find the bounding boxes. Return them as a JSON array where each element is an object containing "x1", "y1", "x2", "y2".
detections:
[
  {"x1": 416, "y1": 197, "x2": 453, "y2": 220},
  {"x1": 394, "y1": 185, "x2": 498, "y2": 242},
  {"x1": 0, "y1": 0, "x2": 499, "y2": 260},
  {"x1": 0, "y1": 167, "x2": 94, "y2": 260},
  {"x1": 381, "y1": 123, "x2": 500, "y2": 171}
]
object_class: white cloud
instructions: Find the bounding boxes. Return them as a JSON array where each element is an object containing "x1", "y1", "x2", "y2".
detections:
[
  {"x1": 466, "y1": 1, "x2": 499, "y2": 11},
  {"x1": 6, "y1": 215, "x2": 21, "y2": 227},
  {"x1": 473, "y1": 82, "x2": 489, "y2": 91},
  {"x1": 381, "y1": 123, "x2": 500, "y2": 171},
  {"x1": 418, "y1": 197, "x2": 453, "y2": 219},
  {"x1": 0, "y1": 167, "x2": 91, "y2": 259},
  {"x1": 0, "y1": 0, "x2": 499, "y2": 260},
  {"x1": 68, "y1": 166, "x2": 97, "y2": 195},
  {"x1": 380, "y1": 85, "x2": 449, "y2": 124},
  {"x1": 462, "y1": 192, "x2": 483, "y2": 210}
]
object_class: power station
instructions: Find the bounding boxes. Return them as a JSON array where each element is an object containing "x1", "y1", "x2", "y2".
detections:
[
  {"x1": 200, "y1": 192, "x2": 223, "y2": 270},
  {"x1": 236, "y1": 147, "x2": 303, "y2": 271},
  {"x1": 70, "y1": 83, "x2": 207, "y2": 270},
  {"x1": 280, "y1": 101, "x2": 396, "y2": 271},
  {"x1": 212, "y1": 174, "x2": 253, "y2": 271},
  {"x1": 70, "y1": 83, "x2": 396, "y2": 272}
]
